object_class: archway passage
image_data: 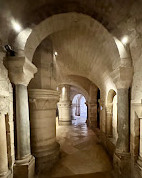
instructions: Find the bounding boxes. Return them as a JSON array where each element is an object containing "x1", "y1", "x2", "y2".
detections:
[{"x1": 72, "y1": 94, "x2": 87, "y2": 125}]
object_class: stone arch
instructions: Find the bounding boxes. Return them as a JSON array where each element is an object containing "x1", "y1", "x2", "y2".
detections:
[
  {"x1": 14, "y1": 12, "x2": 122, "y2": 91},
  {"x1": 14, "y1": 13, "x2": 119, "y2": 63}
]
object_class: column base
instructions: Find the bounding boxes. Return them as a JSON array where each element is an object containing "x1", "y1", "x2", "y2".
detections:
[
  {"x1": 13, "y1": 155, "x2": 35, "y2": 178},
  {"x1": 134, "y1": 156, "x2": 142, "y2": 178},
  {"x1": 113, "y1": 152, "x2": 131, "y2": 178},
  {"x1": 35, "y1": 142, "x2": 60, "y2": 172},
  {"x1": 59, "y1": 120, "x2": 72, "y2": 126},
  {"x1": 88, "y1": 120, "x2": 97, "y2": 129}
]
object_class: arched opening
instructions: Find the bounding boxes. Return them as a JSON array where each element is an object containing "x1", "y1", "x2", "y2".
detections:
[
  {"x1": 72, "y1": 94, "x2": 87, "y2": 125},
  {"x1": 106, "y1": 89, "x2": 118, "y2": 143}
]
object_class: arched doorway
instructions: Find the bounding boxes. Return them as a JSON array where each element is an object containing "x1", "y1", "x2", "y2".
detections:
[{"x1": 72, "y1": 94, "x2": 87, "y2": 124}]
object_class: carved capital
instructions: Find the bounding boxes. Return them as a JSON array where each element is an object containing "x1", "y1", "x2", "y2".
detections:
[
  {"x1": 4, "y1": 56, "x2": 37, "y2": 86},
  {"x1": 29, "y1": 89, "x2": 59, "y2": 110},
  {"x1": 111, "y1": 66, "x2": 133, "y2": 89}
]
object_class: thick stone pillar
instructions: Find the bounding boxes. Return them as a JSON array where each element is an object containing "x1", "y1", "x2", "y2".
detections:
[
  {"x1": 29, "y1": 89, "x2": 60, "y2": 172},
  {"x1": 58, "y1": 85, "x2": 71, "y2": 125},
  {"x1": 116, "y1": 88, "x2": 129, "y2": 152},
  {"x1": 111, "y1": 66, "x2": 133, "y2": 178},
  {"x1": 4, "y1": 56, "x2": 37, "y2": 178}
]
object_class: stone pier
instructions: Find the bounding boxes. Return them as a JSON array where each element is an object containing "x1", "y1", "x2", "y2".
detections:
[{"x1": 29, "y1": 89, "x2": 60, "y2": 172}]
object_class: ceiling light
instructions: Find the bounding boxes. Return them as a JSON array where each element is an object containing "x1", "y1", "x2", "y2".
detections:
[
  {"x1": 121, "y1": 36, "x2": 128, "y2": 45},
  {"x1": 11, "y1": 19, "x2": 22, "y2": 33},
  {"x1": 54, "y1": 51, "x2": 58, "y2": 56}
]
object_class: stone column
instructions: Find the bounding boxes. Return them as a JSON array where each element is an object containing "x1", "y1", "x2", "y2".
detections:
[
  {"x1": 106, "y1": 103, "x2": 113, "y2": 137},
  {"x1": 116, "y1": 88, "x2": 129, "y2": 152},
  {"x1": 137, "y1": 117, "x2": 142, "y2": 168},
  {"x1": 29, "y1": 89, "x2": 60, "y2": 172},
  {"x1": 88, "y1": 102, "x2": 97, "y2": 128},
  {"x1": 75, "y1": 99, "x2": 80, "y2": 116},
  {"x1": 0, "y1": 113, "x2": 9, "y2": 178},
  {"x1": 88, "y1": 84, "x2": 98, "y2": 128},
  {"x1": 58, "y1": 85, "x2": 71, "y2": 125},
  {"x1": 85, "y1": 101, "x2": 89, "y2": 125},
  {"x1": 111, "y1": 66, "x2": 133, "y2": 178},
  {"x1": 4, "y1": 56, "x2": 37, "y2": 178}
]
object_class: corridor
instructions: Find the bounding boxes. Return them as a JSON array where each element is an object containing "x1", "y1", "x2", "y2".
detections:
[{"x1": 38, "y1": 118, "x2": 112, "y2": 178}]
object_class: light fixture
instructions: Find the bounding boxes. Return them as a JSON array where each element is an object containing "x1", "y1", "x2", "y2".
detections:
[
  {"x1": 54, "y1": 51, "x2": 58, "y2": 56},
  {"x1": 121, "y1": 36, "x2": 128, "y2": 45},
  {"x1": 11, "y1": 19, "x2": 22, "y2": 33}
]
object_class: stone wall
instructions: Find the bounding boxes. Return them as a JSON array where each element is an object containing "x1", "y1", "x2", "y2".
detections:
[{"x1": 0, "y1": 52, "x2": 14, "y2": 175}]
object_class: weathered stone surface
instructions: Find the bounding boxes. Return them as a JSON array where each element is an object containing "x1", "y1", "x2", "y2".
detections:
[{"x1": 29, "y1": 89, "x2": 60, "y2": 172}]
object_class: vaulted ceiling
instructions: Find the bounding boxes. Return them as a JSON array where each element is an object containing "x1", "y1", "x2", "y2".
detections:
[{"x1": 0, "y1": 0, "x2": 141, "y2": 44}]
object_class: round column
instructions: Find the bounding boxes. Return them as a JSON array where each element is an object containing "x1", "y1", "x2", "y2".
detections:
[
  {"x1": 116, "y1": 88, "x2": 129, "y2": 153},
  {"x1": 0, "y1": 114, "x2": 8, "y2": 177},
  {"x1": 58, "y1": 85, "x2": 71, "y2": 125},
  {"x1": 16, "y1": 85, "x2": 31, "y2": 160},
  {"x1": 106, "y1": 103, "x2": 113, "y2": 137},
  {"x1": 29, "y1": 89, "x2": 60, "y2": 172}
]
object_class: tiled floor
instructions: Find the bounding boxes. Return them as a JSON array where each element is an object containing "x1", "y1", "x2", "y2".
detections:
[{"x1": 38, "y1": 117, "x2": 113, "y2": 178}]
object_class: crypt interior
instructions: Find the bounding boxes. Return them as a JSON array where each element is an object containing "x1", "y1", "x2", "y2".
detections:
[{"x1": 1, "y1": 0, "x2": 142, "y2": 178}]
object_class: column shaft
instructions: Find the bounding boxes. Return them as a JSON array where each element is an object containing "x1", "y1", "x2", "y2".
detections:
[
  {"x1": 0, "y1": 114, "x2": 8, "y2": 176},
  {"x1": 88, "y1": 103, "x2": 97, "y2": 128},
  {"x1": 139, "y1": 119, "x2": 142, "y2": 157},
  {"x1": 58, "y1": 85, "x2": 71, "y2": 125},
  {"x1": 116, "y1": 88, "x2": 129, "y2": 153},
  {"x1": 16, "y1": 85, "x2": 31, "y2": 160},
  {"x1": 106, "y1": 104, "x2": 113, "y2": 137}
]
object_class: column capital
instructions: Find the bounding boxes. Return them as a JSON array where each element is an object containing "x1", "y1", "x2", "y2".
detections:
[
  {"x1": 4, "y1": 56, "x2": 37, "y2": 86},
  {"x1": 29, "y1": 89, "x2": 59, "y2": 110},
  {"x1": 111, "y1": 66, "x2": 133, "y2": 89}
]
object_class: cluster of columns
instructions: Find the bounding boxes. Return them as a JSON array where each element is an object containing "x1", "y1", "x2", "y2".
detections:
[
  {"x1": 58, "y1": 85, "x2": 72, "y2": 125},
  {"x1": 4, "y1": 56, "x2": 37, "y2": 178}
]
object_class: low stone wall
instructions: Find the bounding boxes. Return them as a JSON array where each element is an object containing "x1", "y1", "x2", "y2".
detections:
[{"x1": 94, "y1": 129, "x2": 116, "y2": 159}]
